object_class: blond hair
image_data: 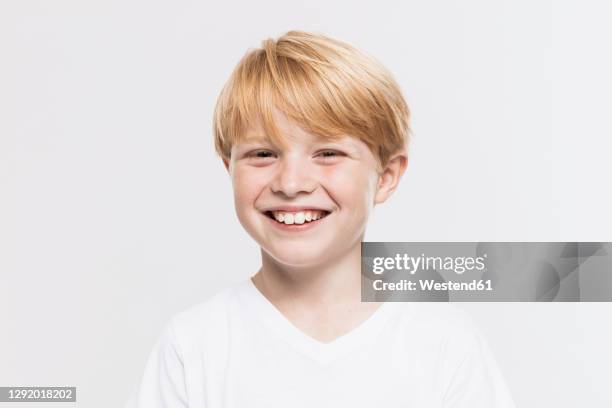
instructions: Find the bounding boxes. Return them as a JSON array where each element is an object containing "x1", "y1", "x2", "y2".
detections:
[{"x1": 213, "y1": 30, "x2": 411, "y2": 170}]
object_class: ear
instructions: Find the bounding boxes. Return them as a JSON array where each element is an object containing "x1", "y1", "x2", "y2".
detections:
[{"x1": 374, "y1": 150, "x2": 408, "y2": 205}]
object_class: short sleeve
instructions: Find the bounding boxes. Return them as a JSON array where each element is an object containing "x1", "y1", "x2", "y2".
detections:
[
  {"x1": 442, "y1": 326, "x2": 516, "y2": 408},
  {"x1": 125, "y1": 320, "x2": 189, "y2": 408}
]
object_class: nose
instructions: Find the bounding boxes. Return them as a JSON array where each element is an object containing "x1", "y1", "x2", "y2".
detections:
[{"x1": 269, "y1": 154, "x2": 317, "y2": 197}]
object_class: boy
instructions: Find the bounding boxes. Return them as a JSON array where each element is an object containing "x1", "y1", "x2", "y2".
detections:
[{"x1": 126, "y1": 30, "x2": 515, "y2": 407}]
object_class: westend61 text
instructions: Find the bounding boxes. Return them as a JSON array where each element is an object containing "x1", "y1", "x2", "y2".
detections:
[{"x1": 373, "y1": 279, "x2": 493, "y2": 292}]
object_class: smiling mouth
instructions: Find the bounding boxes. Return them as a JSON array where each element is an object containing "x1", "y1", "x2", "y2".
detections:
[{"x1": 264, "y1": 210, "x2": 331, "y2": 225}]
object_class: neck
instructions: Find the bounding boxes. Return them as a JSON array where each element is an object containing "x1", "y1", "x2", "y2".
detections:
[{"x1": 253, "y1": 240, "x2": 363, "y2": 309}]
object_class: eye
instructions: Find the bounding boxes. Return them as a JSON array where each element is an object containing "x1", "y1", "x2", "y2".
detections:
[
  {"x1": 247, "y1": 150, "x2": 277, "y2": 159},
  {"x1": 316, "y1": 150, "x2": 345, "y2": 160}
]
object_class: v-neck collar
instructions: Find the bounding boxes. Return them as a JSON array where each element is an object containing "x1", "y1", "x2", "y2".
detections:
[{"x1": 236, "y1": 277, "x2": 396, "y2": 365}]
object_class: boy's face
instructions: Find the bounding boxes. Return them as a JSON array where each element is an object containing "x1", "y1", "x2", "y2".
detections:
[{"x1": 226, "y1": 109, "x2": 404, "y2": 268}]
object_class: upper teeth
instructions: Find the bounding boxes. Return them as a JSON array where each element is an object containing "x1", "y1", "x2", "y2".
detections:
[{"x1": 271, "y1": 210, "x2": 327, "y2": 225}]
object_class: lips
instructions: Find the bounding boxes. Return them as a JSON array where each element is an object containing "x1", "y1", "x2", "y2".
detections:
[
  {"x1": 264, "y1": 209, "x2": 331, "y2": 224},
  {"x1": 258, "y1": 206, "x2": 332, "y2": 232}
]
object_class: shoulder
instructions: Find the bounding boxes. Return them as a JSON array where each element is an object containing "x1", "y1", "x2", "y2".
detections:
[
  {"x1": 172, "y1": 284, "x2": 236, "y2": 327},
  {"x1": 394, "y1": 302, "x2": 477, "y2": 330},
  {"x1": 391, "y1": 302, "x2": 481, "y2": 352},
  {"x1": 164, "y1": 281, "x2": 246, "y2": 355}
]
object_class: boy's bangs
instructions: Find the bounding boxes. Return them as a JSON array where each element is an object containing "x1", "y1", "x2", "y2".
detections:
[
  {"x1": 226, "y1": 50, "x2": 369, "y2": 152},
  {"x1": 213, "y1": 31, "x2": 410, "y2": 170}
]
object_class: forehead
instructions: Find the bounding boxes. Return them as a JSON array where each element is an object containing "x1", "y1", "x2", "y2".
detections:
[
  {"x1": 240, "y1": 107, "x2": 354, "y2": 144},
  {"x1": 242, "y1": 118, "x2": 357, "y2": 145},
  {"x1": 234, "y1": 106, "x2": 371, "y2": 156}
]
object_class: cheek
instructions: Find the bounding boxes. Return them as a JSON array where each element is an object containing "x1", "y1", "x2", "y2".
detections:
[
  {"x1": 320, "y1": 165, "x2": 376, "y2": 210},
  {"x1": 232, "y1": 168, "x2": 265, "y2": 208}
]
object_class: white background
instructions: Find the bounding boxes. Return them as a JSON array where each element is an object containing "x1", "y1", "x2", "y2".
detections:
[{"x1": 2, "y1": 0, "x2": 611, "y2": 407}]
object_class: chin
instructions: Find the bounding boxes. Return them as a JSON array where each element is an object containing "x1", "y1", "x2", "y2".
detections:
[{"x1": 264, "y1": 245, "x2": 333, "y2": 268}]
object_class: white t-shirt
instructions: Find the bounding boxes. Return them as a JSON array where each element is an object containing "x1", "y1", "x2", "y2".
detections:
[{"x1": 126, "y1": 279, "x2": 516, "y2": 407}]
